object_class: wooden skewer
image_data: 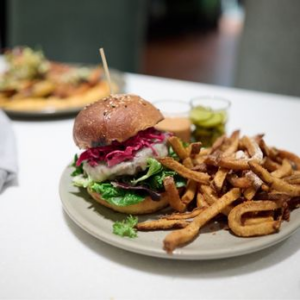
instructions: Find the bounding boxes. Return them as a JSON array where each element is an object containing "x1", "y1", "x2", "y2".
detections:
[{"x1": 99, "y1": 47, "x2": 113, "y2": 94}]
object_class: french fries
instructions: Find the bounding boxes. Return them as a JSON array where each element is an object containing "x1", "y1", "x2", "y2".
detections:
[
  {"x1": 228, "y1": 201, "x2": 280, "y2": 237},
  {"x1": 163, "y1": 188, "x2": 241, "y2": 252},
  {"x1": 271, "y1": 159, "x2": 293, "y2": 178},
  {"x1": 162, "y1": 207, "x2": 206, "y2": 220},
  {"x1": 181, "y1": 180, "x2": 198, "y2": 205},
  {"x1": 136, "y1": 219, "x2": 189, "y2": 231},
  {"x1": 134, "y1": 132, "x2": 300, "y2": 253},
  {"x1": 157, "y1": 157, "x2": 210, "y2": 184},
  {"x1": 163, "y1": 177, "x2": 186, "y2": 212},
  {"x1": 196, "y1": 192, "x2": 209, "y2": 208},
  {"x1": 213, "y1": 168, "x2": 228, "y2": 192},
  {"x1": 249, "y1": 161, "x2": 300, "y2": 196},
  {"x1": 168, "y1": 136, "x2": 188, "y2": 160}
]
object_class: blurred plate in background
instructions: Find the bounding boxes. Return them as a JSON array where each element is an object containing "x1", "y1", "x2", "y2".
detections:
[{"x1": 1, "y1": 69, "x2": 125, "y2": 119}]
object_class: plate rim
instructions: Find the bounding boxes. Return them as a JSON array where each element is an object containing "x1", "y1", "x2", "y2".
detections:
[{"x1": 59, "y1": 165, "x2": 300, "y2": 260}]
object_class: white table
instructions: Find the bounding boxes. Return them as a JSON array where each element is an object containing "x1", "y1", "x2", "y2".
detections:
[{"x1": 1, "y1": 73, "x2": 300, "y2": 300}]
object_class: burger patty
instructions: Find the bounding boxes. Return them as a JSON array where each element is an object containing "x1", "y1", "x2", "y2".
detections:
[{"x1": 83, "y1": 142, "x2": 168, "y2": 182}]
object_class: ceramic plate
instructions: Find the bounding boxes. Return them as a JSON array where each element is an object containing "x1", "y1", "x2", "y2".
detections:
[
  {"x1": 2, "y1": 69, "x2": 125, "y2": 119},
  {"x1": 59, "y1": 165, "x2": 300, "y2": 260}
]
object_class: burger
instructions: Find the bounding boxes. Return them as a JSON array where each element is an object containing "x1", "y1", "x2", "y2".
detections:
[{"x1": 71, "y1": 94, "x2": 185, "y2": 214}]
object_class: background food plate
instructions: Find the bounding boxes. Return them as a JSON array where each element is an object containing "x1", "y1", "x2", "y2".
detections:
[
  {"x1": 2, "y1": 69, "x2": 126, "y2": 119},
  {"x1": 59, "y1": 165, "x2": 300, "y2": 260}
]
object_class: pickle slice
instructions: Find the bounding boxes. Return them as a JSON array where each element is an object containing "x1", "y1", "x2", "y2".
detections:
[
  {"x1": 199, "y1": 111, "x2": 226, "y2": 128},
  {"x1": 190, "y1": 106, "x2": 213, "y2": 123}
]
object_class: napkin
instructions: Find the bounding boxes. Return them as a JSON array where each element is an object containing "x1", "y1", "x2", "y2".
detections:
[{"x1": 0, "y1": 110, "x2": 18, "y2": 192}]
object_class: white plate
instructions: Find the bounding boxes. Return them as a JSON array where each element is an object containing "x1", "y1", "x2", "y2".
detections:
[{"x1": 59, "y1": 165, "x2": 300, "y2": 260}]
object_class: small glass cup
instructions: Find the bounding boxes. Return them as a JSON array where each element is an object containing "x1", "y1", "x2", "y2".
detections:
[
  {"x1": 153, "y1": 100, "x2": 191, "y2": 142},
  {"x1": 189, "y1": 96, "x2": 231, "y2": 147}
]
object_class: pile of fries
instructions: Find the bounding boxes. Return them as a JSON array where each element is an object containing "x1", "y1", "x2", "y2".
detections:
[{"x1": 136, "y1": 131, "x2": 300, "y2": 253}]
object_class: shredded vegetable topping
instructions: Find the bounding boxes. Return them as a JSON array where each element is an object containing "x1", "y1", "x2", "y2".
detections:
[{"x1": 76, "y1": 128, "x2": 168, "y2": 167}]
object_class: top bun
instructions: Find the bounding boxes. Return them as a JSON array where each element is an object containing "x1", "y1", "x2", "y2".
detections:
[{"x1": 73, "y1": 94, "x2": 164, "y2": 149}]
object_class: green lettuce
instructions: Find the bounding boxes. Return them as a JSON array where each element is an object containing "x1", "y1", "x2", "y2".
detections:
[
  {"x1": 91, "y1": 182, "x2": 144, "y2": 207},
  {"x1": 113, "y1": 215, "x2": 138, "y2": 238},
  {"x1": 71, "y1": 154, "x2": 84, "y2": 177},
  {"x1": 147, "y1": 169, "x2": 186, "y2": 190},
  {"x1": 72, "y1": 174, "x2": 92, "y2": 188},
  {"x1": 71, "y1": 156, "x2": 186, "y2": 207},
  {"x1": 131, "y1": 158, "x2": 162, "y2": 185}
]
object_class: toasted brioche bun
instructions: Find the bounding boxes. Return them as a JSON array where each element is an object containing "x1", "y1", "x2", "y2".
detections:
[
  {"x1": 87, "y1": 187, "x2": 169, "y2": 215},
  {"x1": 73, "y1": 94, "x2": 163, "y2": 149}
]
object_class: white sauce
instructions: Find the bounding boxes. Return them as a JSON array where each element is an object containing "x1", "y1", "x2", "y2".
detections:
[{"x1": 83, "y1": 142, "x2": 168, "y2": 182}]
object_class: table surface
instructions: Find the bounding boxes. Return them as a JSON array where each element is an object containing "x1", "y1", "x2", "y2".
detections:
[{"x1": 1, "y1": 71, "x2": 300, "y2": 300}]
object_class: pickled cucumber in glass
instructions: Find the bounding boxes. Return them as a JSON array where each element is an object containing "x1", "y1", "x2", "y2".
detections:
[{"x1": 190, "y1": 104, "x2": 228, "y2": 147}]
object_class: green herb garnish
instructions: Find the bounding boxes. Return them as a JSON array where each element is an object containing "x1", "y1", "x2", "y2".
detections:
[{"x1": 113, "y1": 215, "x2": 138, "y2": 238}]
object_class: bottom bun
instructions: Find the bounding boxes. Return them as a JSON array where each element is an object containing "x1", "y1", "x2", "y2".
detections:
[{"x1": 87, "y1": 187, "x2": 169, "y2": 214}]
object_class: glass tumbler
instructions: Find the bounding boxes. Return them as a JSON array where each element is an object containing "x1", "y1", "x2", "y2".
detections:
[
  {"x1": 190, "y1": 96, "x2": 231, "y2": 147},
  {"x1": 153, "y1": 100, "x2": 191, "y2": 143}
]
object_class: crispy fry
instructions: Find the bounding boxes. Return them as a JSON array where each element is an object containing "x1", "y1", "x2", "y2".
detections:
[
  {"x1": 249, "y1": 161, "x2": 300, "y2": 196},
  {"x1": 256, "y1": 192, "x2": 291, "y2": 202},
  {"x1": 163, "y1": 188, "x2": 241, "y2": 253},
  {"x1": 263, "y1": 157, "x2": 281, "y2": 172},
  {"x1": 218, "y1": 158, "x2": 250, "y2": 170},
  {"x1": 241, "y1": 136, "x2": 263, "y2": 162},
  {"x1": 261, "y1": 184, "x2": 270, "y2": 192},
  {"x1": 136, "y1": 219, "x2": 189, "y2": 231},
  {"x1": 228, "y1": 201, "x2": 281, "y2": 237},
  {"x1": 230, "y1": 129, "x2": 241, "y2": 140},
  {"x1": 253, "y1": 133, "x2": 264, "y2": 144},
  {"x1": 181, "y1": 180, "x2": 198, "y2": 205},
  {"x1": 213, "y1": 168, "x2": 228, "y2": 191},
  {"x1": 259, "y1": 138, "x2": 270, "y2": 157},
  {"x1": 269, "y1": 147, "x2": 280, "y2": 162},
  {"x1": 284, "y1": 173, "x2": 300, "y2": 185},
  {"x1": 204, "y1": 155, "x2": 219, "y2": 167},
  {"x1": 187, "y1": 142, "x2": 202, "y2": 158},
  {"x1": 200, "y1": 185, "x2": 232, "y2": 215},
  {"x1": 130, "y1": 131, "x2": 300, "y2": 252},
  {"x1": 200, "y1": 185, "x2": 218, "y2": 204},
  {"x1": 227, "y1": 174, "x2": 253, "y2": 188},
  {"x1": 210, "y1": 134, "x2": 226, "y2": 154},
  {"x1": 277, "y1": 149, "x2": 300, "y2": 170},
  {"x1": 196, "y1": 192, "x2": 209, "y2": 208},
  {"x1": 245, "y1": 170, "x2": 263, "y2": 189},
  {"x1": 158, "y1": 157, "x2": 210, "y2": 184},
  {"x1": 221, "y1": 130, "x2": 240, "y2": 157},
  {"x1": 191, "y1": 163, "x2": 207, "y2": 173},
  {"x1": 163, "y1": 177, "x2": 186, "y2": 212},
  {"x1": 243, "y1": 216, "x2": 274, "y2": 226},
  {"x1": 198, "y1": 148, "x2": 211, "y2": 156},
  {"x1": 162, "y1": 207, "x2": 206, "y2": 220},
  {"x1": 193, "y1": 155, "x2": 207, "y2": 166},
  {"x1": 168, "y1": 136, "x2": 188, "y2": 160},
  {"x1": 271, "y1": 159, "x2": 293, "y2": 178},
  {"x1": 243, "y1": 187, "x2": 257, "y2": 200},
  {"x1": 183, "y1": 157, "x2": 194, "y2": 169}
]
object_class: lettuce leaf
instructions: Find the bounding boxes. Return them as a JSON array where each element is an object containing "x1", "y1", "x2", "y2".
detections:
[
  {"x1": 131, "y1": 158, "x2": 162, "y2": 185},
  {"x1": 113, "y1": 215, "x2": 138, "y2": 238},
  {"x1": 71, "y1": 154, "x2": 84, "y2": 176},
  {"x1": 112, "y1": 181, "x2": 161, "y2": 200},
  {"x1": 71, "y1": 156, "x2": 186, "y2": 207},
  {"x1": 147, "y1": 169, "x2": 186, "y2": 190},
  {"x1": 91, "y1": 182, "x2": 144, "y2": 207},
  {"x1": 72, "y1": 174, "x2": 92, "y2": 188}
]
